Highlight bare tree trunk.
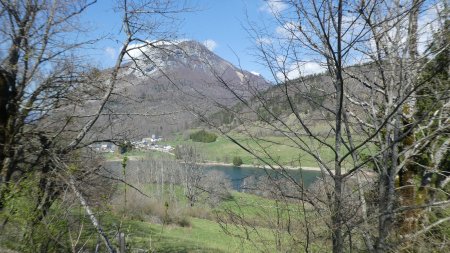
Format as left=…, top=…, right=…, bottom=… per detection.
left=332, top=175, right=344, bottom=253
left=343, top=110, right=374, bottom=252
left=118, top=232, right=126, bottom=253
left=68, top=176, right=116, bottom=253
left=330, top=1, right=346, bottom=251
left=376, top=113, right=400, bottom=252
left=398, top=0, right=423, bottom=236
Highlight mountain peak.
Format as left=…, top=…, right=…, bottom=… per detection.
left=114, top=40, right=269, bottom=136
left=178, top=39, right=208, bottom=48
left=121, top=39, right=269, bottom=92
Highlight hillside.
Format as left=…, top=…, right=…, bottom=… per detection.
left=206, top=62, right=377, bottom=136
left=101, top=40, right=270, bottom=139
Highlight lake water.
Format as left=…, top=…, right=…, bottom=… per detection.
left=203, top=165, right=322, bottom=191
left=105, top=161, right=322, bottom=191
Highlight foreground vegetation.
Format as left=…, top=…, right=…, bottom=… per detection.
left=0, top=174, right=319, bottom=252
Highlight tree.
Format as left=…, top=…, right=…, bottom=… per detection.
left=200, top=170, right=232, bottom=207
left=232, top=156, right=243, bottom=166
left=178, top=145, right=204, bottom=207
left=191, top=0, right=449, bottom=252
left=189, top=129, right=218, bottom=143
left=0, top=0, right=188, bottom=251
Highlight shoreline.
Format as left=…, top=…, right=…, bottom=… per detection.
left=197, top=161, right=324, bottom=172
left=198, top=162, right=376, bottom=177
left=106, top=156, right=324, bottom=171
left=106, top=157, right=375, bottom=176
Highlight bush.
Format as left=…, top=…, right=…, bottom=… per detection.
left=111, top=190, right=194, bottom=227
left=174, top=145, right=182, bottom=159
left=232, top=156, right=243, bottom=166
left=176, top=216, right=191, bottom=227
left=118, top=140, right=132, bottom=154
left=189, top=130, right=217, bottom=143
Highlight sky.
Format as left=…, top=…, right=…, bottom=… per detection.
left=80, top=0, right=441, bottom=82
left=80, top=0, right=285, bottom=80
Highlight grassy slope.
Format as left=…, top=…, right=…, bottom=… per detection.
left=0, top=189, right=281, bottom=252
left=97, top=190, right=288, bottom=252
left=161, top=134, right=365, bottom=168
left=104, top=122, right=375, bottom=169
left=1, top=152, right=330, bottom=253
left=104, top=149, right=175, bottom=161
left=118, top=217, right=257, bottom=252
left=119, top=192, right=315, bottom=252
left=89, top=126, right=376, bottom=252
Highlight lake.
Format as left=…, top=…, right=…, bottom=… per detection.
left=105, top=160, right=322, bottom=191
left=203, top=165, right=322, bottom=191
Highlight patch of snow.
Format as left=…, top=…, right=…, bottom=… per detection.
left=236, top=71, right=245, bottom=82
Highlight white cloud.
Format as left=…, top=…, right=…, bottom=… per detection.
left=203, top=39, right=218, bottom=51
left=276, top=61, right=326, bottom=81
left=250, top=71, right=261, bottom=76
left=104, top=47, right=116, bottom=60
left=275, top=21, right=300, bottom=38
left=260, top=0, right=288, bottom=14
left=301, top=62, right=326, bottom=76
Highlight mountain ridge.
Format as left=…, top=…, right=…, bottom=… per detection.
left=100, top=39, right=270, bottom=139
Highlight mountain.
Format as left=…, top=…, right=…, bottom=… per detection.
left=206, top=62, right=381, bottom=137
left=103, top=40, right=270, bottom=138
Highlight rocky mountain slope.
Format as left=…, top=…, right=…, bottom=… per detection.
left=103, top=40, right=269, bottom=139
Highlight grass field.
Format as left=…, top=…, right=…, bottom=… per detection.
left=101, top=215, right=260, bottom=252
left=160, top=132, right=372, bottom=168
left=107, top=175, right=318, bottom=252
left=0, top=183, right=306, bottom=252
left=104, top=190, right=318, bottom=252
left=104, top=149, right=175, bottom=161
left=103, top=124, right=375, bottom=169
left=70, top=187, right=308, bottom=253
left=0, top=155, right=330, bottom=253
left=77, top=127, right=375, bottom=251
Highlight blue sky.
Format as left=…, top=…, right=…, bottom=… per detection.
left=80, top=0, right=282, bottom=80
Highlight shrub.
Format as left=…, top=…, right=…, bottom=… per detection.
left=189, top=130, right=217, bottom=143
left=183, top=206, right=212, bottom=220
left=176, top=216, right=191, bottom=227
left=111, top=190, right=193, bottom=227
left=174, top=145, right=182, bottom=159
left=232, top=156, right=243, bottom=166
left=118, top=140, right=132, bottom=154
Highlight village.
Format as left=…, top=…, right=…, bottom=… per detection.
left=91, top=134, right=174, bottom=154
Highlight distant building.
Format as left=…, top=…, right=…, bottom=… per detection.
left=90, top=142, right=116, bottom=153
